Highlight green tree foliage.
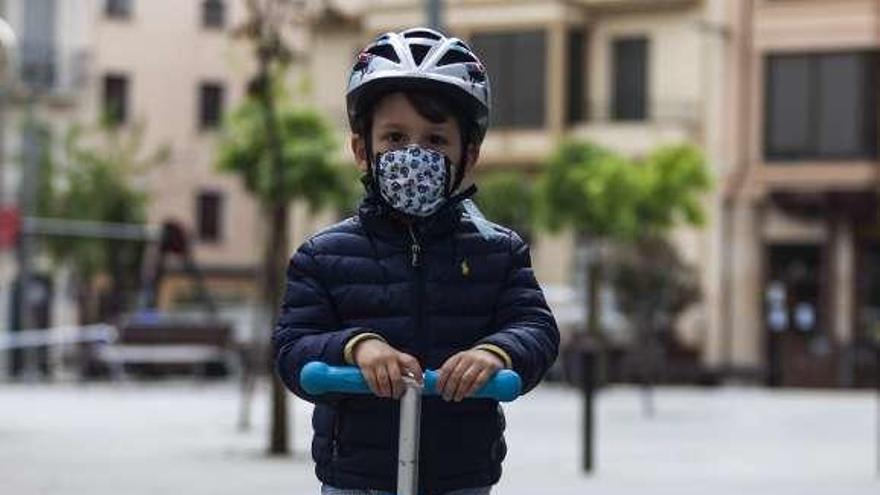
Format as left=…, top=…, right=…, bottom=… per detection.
left=35, top=121, right=169, bottom=322
left=536, top=140, right=712, bottom=338
left=475, top=171, right=534, bottom=241
left=216, top=94, right=357, bottom=211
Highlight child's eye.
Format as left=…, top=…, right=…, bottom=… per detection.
left=428, top=134, right=448, bottom=146
left=385, top=132, right=405, bottom=144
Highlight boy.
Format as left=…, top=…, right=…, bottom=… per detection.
left=273, top=27, right=559, bottom=495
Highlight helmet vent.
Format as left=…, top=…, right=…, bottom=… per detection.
left=366, top=43, right=400, bottom=63
left=437, top=49, right=478, bottom=67
left=404, top=30, right=441, bottom=41
left=409, top=43, right=431, bottom=65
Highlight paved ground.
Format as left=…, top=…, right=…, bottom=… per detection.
left=0, top=379, right=878, bottom=494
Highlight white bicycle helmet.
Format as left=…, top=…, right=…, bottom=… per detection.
left=346, top=27, right=491, bottom=145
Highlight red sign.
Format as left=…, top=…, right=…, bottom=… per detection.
left=0, top=206, right=21, bottom=249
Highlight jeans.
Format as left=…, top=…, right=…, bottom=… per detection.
left=321, top=484, right=492, bottom=495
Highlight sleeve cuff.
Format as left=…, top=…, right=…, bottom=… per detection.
left=473, top=344, right=513, bottom=369
left=343, top=332, right=387, bottom=365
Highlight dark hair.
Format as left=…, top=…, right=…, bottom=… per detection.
left=355, top=89, right=474, bottom=163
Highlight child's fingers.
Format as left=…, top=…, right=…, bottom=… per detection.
left=455, top=362, right=483, bottom=402
left=442, top=358, right=469, bottom=401
left=387, top=361, right=402, bottom=399
left=453, top=364, right=481, bottom=402
left=397, top=353, right=423, bottom=384
left=437, top=353, right=462, bottom=392
left=363, top=367, right=380, bottom=397
left=375, top=364, right=392, bottom=398
left=462, top=367, right=494, bottom=400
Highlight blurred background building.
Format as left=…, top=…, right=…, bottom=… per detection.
left=723, top=0, right=880, bottom=388
left=0, top=0, right=330, bottom=377
left=0, top=0, right=878, bottom=389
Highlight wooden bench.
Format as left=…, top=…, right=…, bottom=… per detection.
left=93, top=322, right=239, bottom=379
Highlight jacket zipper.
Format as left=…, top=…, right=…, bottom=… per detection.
left=407, top=224, right=428, bottom=491
left=330, top=406, right=340, bottom=485
left=408, top=225, right=426, bottom=361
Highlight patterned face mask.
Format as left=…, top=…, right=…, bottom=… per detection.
left=374, top=145, right=453, bottom=217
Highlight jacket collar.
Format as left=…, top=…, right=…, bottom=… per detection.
left=357, top=176, right=477, bottom=243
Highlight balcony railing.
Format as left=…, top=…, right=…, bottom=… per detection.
left=573, top=100, right=702, bottom=127
left=17, top=42, right=91, bottom=96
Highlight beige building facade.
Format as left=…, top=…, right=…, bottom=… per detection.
left=0, top=1, right=324, bottom=345
left=722, top=0, right=880, bottom=387
left=89, top=0, right=261, bottom=309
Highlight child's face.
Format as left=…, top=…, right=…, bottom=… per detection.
left=351, top=92, right=479, bottom=181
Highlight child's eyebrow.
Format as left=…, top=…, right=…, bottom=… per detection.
left=375, top=122, right=405, bottom=132
left=427, top=125, right=454, bottom=133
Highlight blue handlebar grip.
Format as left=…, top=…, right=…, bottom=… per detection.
left=301, top=362, right=371, bottom=395
left=423, top=369, right=521, bottom=402
left=300, top=362, right=522, bottom=402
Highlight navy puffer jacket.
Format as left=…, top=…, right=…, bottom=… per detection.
left=273, top=187, right=559, bottom=495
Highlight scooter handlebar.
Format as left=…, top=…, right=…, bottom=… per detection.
left=300, top=361, right=521, bottom=402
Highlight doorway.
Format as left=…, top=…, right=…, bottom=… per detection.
left=764, top=244, right=838, bottom=387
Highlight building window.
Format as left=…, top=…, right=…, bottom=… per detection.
left=567, top=30, right=586, bottom=124
left=21, top=0, right=57, bottom=91
left=202, top=0, right=226, bottom=29
left=102, top=74, right=129, bottom=125
left=105, top=0, right=132, bottom=19
left=611, top=36, right=648, bottom=121
left=765, top=52, right=878, bottom=161
left=196, top=191, right=223, bottom=242
left=471, top=31, right=546, bottom=129
left=199, top=82, right=225, bottom=130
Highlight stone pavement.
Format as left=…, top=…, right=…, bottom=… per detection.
left=0, top=379, right=878, bottom=495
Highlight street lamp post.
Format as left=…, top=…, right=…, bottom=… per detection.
left=0, top=17, right=24, bottom=378
left=426, top=0, right=443, bottom=31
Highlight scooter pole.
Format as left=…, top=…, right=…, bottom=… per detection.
left=397, top=374, right=422, bottom=495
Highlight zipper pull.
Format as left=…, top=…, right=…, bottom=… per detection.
left=411, top=242, right=421, bottom=267
left=408, top=226, right=422, bottom=267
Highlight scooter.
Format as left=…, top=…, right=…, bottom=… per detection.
left=301, top=361, right=521, bottom=495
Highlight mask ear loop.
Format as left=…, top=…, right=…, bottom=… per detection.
left=445, top=132, right=470, bottom=197
left=360, top=115, right=378, bottom=191
left=442, top=154, right=455, bottom=197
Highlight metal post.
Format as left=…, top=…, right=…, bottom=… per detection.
left=14, top=98, right=38, bottom=379
left=581, top=348, right=595, bottom=473
left=876, top=345, right=879, bottom=476
left=426, top=0, right=443, bottom=31
left=397, top=375, right=423, bottom=495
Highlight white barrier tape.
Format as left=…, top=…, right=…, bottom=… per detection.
left=0, top=324, right=118, bottom=350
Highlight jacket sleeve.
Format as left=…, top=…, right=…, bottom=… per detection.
left=478, top=233, right=560, bottom=393
left=272, top=240, right=366, bottom=403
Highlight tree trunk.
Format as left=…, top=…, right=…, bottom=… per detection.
left=586, top=245, right=603, bottom=338
left=263, top=201, right=290, bottom=455
left=252, top=44, right=292, bottom=454
left=583, top=242, right=607, bottom=386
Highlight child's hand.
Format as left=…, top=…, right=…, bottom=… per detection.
left=353, top=338, right=423, bottom=399
left=437, top=349, right=504, bottom=402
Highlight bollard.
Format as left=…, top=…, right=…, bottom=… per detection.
left=581, top=348, right=595, bottom=473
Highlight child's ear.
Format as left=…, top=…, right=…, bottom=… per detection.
left=351, top=134, right=368, bottom=172
left=464, top=143, right=480, bottom=171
